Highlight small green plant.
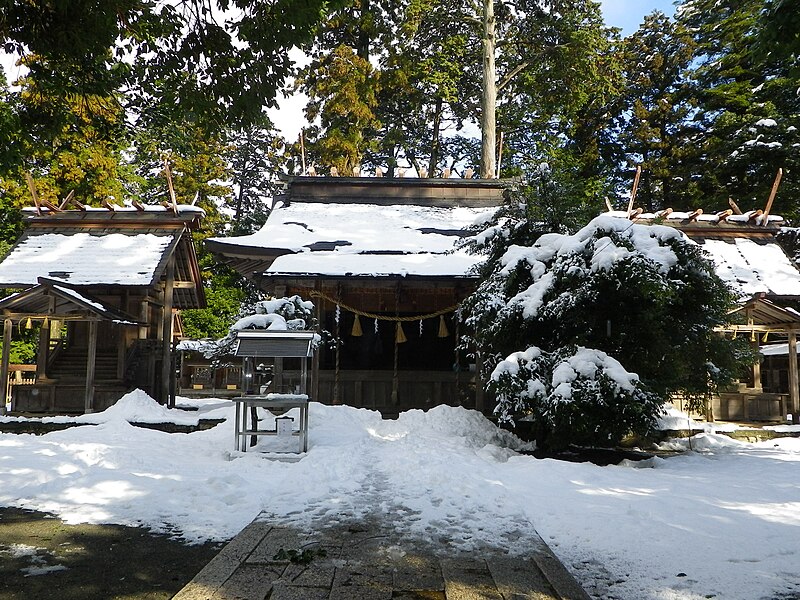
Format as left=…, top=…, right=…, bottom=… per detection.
left=273, top=547, right=327, bottom=565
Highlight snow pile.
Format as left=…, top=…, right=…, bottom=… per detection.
left=75, top=389, right=204, bottom=426
left=230, top=313, right=289, bottom=331
left=1, top=392, right=800, bottom=599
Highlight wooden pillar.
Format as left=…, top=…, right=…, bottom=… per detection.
left=161, top=257, right=175, bottom=406
left=311, top=281, right=321, bottom=403
left=85, top=320, right=98, bottom=413
left=1, top=319, right=11, bottom=414
left=139, top=301, right=148, bottom=340
left=35, top=317, right=51, bottom=382
left=751, top=337, right=762, bottom=391
left=789, top=331, right=799, bottom=424
left=274, top=357, right=284, bottom=393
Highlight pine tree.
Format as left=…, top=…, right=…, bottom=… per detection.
left=614, top=12, right=698, bottom=211
left=677, top=0, right=800, bottom=218
left=461, top=195, right=752, bottom=448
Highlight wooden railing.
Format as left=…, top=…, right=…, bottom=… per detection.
left=4, top=364, right=36, bottom=409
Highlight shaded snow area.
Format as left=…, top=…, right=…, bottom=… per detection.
left=2, top=394, right=800, bottom=600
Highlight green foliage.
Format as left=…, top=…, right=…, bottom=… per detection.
left=300, top=44, right=381, bottom=174
left=273, top=547, right=327, bottom=565
left=489, top=345, right=663, bottom=450
left=613, top=12, right=698, bottom=211
left=0, top=0, right=349, bottom=135
left=181, top=286, right=248, bottom=341
left=227, top=121, right=285, bottom=234
left=673, top=0, right=800, bottom=219
left=462, top=199, right=751, bottom=448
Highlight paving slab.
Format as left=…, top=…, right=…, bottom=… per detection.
left=174, top=521, right=271, bottom=600
left=175, top=516, right=590, bottom=600
left=440, top=558, right=505, bottom=600
left=487, top=556, right=557, bottom=600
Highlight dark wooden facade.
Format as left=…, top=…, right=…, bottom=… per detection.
left=207, top=177, right=509, bottom=415
left=0, top=207, right=205, bottom=414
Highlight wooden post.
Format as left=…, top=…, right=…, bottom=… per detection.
left=751, top=336, right=762, bottom=392
left=1, top=319, right=11, bottom=413
left=274, top=357, right=284, bottom=393
left=161, top=257, right=175, bottom=406
left=475, top=350, right=485, bottom=413
left=35, top=317, right=50, bottom=382
left=163, top=159, right=179, bottom=215
left=762, top=168, right=783, bottom=223
left=85, top=320, right=98, bottom=413
left=789, top=331, right=799, bottom=424
left=626, top=166, right=641, bottom=218
left=24, top=172, right=42, bottom=216
left=311, top=281, right=321, bottom=403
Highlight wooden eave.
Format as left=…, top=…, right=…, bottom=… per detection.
left=0, top=279, right=144, bottom=325
left=153, top=231, right=205, bottom=309
left=22, top=207, right=203, bottom=229
left=277, top=176, right=513, bottom=208
left=633, top=218, right=782, bottom=240
left=722, top=295, right=800, bottom=333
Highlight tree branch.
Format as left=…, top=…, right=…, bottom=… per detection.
left=497, top=60, right=531, bottom=93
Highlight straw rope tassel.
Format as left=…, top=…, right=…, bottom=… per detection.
left=25, top=317, right=32, bottom=330
left=438, top=315, right=449, bottom=338
left=351, top=315, right=363, bottom=337
left=395, top=322, right=407, bottom=344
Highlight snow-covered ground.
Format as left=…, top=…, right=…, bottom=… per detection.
left=1, top=391, right=799, bottom=600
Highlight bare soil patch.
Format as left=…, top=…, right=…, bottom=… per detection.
left=0, top=507, right=222, bottom=600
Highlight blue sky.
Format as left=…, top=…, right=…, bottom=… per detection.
left=601, top=0, right=677, bottom=34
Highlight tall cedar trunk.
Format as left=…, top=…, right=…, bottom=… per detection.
left=481, top=0, right=496, bottom=179
left=357, top=0, right=370, bottom=60
left=234, top=170, right=246, bottom=223
left=428, top=96, right=443, bottom=176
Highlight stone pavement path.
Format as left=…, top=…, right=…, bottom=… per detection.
left=173, top=515, right=590, bottom=600
left=176, top=432, right=591, bottom=600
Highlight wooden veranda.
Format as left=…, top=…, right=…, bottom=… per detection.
left=716, top=295, right=800, bottom=423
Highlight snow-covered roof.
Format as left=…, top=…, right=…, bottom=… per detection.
left=214, top=202, right=495, bottom=254
left=209, top=202, right=497, bottom=278
left=604, top=209, right=784, bottom=226
left=760, top=343, right=791, bottom=357
left=0, top=231, right=177, bottom=287
left=602, top=211, right=800, bottom=299
left=698, top=238, right=800, bottom=297
left=267, top=251, right=482, bottom=278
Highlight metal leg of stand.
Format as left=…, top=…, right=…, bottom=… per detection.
left=235, top=400, right=241, bottom=451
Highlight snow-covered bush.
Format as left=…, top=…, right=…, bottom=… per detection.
left=490, top=346, right=662, bottom=449
left=203, top=295, right=317, bottom=362
left=463, top=204, right=751, bottom=449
